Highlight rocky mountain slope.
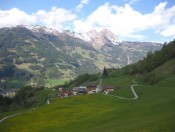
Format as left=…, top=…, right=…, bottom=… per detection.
left=0, top=25, right=162, bottom=88
left=75, top=29, right=120, bottom=49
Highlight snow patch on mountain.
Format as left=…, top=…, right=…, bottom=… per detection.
left=75, top=29, right=120, bottom=45
left=18, top=25, right=60, bottom=35
left=17, top=25, right=122, bottom=50
left=72, top=29, right=121, bottom=49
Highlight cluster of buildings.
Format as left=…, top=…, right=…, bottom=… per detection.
left=0, top=89, right=17, bottom=98
left=56, top=84, right=116, bottom=98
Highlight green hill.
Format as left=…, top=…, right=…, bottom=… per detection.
left=0, top=76, right=175, bottom=131
left=0, top=40, right=174, bottom=131
left=123, top=40, right=175, bottom=84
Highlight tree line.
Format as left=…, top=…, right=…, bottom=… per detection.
left=123, top=40, right=175, bottom=75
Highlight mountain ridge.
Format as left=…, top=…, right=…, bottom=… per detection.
left=15, top=25, right=162, bottom=48
left=0, top=25, right=162, bottom=88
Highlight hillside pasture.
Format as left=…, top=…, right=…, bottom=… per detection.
left=1, top=75, right=175, bottom=131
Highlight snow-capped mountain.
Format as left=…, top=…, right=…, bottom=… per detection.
left=17, top=25, right=120, bottom=50
left=75, top=29, right=120, bottom=49
left=14, top=25, right=161, bottom=53
left=17, top=25, right=60, bottom=35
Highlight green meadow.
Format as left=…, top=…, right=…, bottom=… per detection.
left=1, top=55, right=175, bottom=131
left=46, top=78, right=70, bottom=87
left=1, top=74, right=175, bottom=131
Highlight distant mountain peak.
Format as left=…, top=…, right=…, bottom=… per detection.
left=99, top=28, right=119, bottom=44
left=75, top=28, right=120, bottom=50
left=17, top=25, right=60, bottom=35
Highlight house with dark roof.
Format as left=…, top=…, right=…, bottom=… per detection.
left=79, top=86, right=87, bottom=94
left=102, top=85, right=116, bottom=92
left=86, top=84, right=97, bottom=93
left=86, top=84, right=97, bottom=91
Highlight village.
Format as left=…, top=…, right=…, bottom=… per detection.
left=55, top=84, right=116, bottom=98
left=0, top=77, right=117, bottom=99
left=0, top=89, right=17, bottom=98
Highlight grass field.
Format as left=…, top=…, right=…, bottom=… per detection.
left=1, top=75, right=175, bottom=131
left=102, top=72, right=135, bottom=98
left=34, top=88, right=57, bottom=106
left=46, top=79, right=70, bottom=87
left=1, top=57, right=175, bottom=131
left=151, top=58, right=175, bottom=79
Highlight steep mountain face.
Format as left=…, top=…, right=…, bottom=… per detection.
left=101, top=41, right=162, bottom=65
left=0, top=26, right=162, bottom=88
left=74, top=28, right=161, bottom=65
left=75, top=29, right=120, bottom=49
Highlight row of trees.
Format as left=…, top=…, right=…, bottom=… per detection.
left=0, top=86, right=46, bottom=112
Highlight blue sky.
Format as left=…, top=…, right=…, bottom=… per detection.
left=0, top=0, right=175, bottom=43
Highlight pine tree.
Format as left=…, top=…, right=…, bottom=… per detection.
left=103, top=66, right=108, bottom=76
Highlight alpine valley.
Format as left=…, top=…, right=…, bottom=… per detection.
left=0, top=25, right=162, bottom=88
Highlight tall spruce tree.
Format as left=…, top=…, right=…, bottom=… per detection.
left=103, top=66, right=108, bottom=76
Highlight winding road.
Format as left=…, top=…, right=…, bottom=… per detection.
left=106, top=84, right=138, bottom=100
left=0, top=113, right=22, bottom=124
left=107, top=85, right=139, bottom=100
left=131, top=84, right=138, bottom=99
left=101, top=79, right=139, bottom=100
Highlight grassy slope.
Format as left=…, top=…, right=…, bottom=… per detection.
left=1, top=59, right=175, bottom=131
left=34, top=88, right=57, bottom=106
left=0, top=94, right=124, bottom=131
left=46, top=79, right=70, bottom=87
left=1, top=75, right=175, bottom=131
left=102, top=70, right=136, bottom=98
left=150, top=58, right=175, bottom=80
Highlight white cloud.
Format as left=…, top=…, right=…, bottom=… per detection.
left=36, top=7, right=76, bottom=30
left=0, top=7, right=76, bottom=31
left=76, top=0, right=90, bottom=12
left=73, top=2, right=175, bottom=40
left=123, top=34, right=147, bottom=40
left=74, top=3, right=145, bottom=35
left=128, top=0, right=140, bottom=5
left=0, top=1, right=175, bottom=41
left=0, top=8, right=37, bottom=28
left=160, top=25, right=175, bottom=37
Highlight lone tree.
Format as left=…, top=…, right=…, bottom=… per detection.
left=103, top=66, right=108, bottom=76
